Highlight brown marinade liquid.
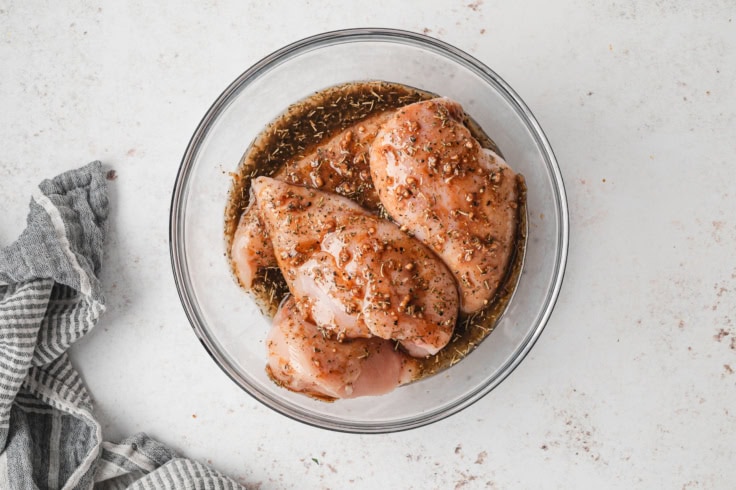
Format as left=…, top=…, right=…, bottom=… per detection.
left=225, top=80, right=527, bottom=382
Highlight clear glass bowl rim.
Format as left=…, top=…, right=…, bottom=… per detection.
left=169, top=27, right=570, bottom=433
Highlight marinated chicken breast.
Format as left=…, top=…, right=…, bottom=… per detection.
left=231, top=111, right=391, bottom=289
left=231, top=202, right=273, bottom=290
left=266, top=297, right=420, bottom=400
left=369, top=98, right=520, bottom=313
left=252, top=176, right=459, bottom=357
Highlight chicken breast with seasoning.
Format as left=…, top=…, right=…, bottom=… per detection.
left=252, top=176, right=459, bottom=357
left=231, top=111, right=391, bottom=289
left=231, top=200, right=275, bottom=290
left=266, top=297, right=420, bottom=400
left=369, top=98, right=521, bottom=313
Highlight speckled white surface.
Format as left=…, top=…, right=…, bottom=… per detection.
left=1, top=1, right=735, bottom=488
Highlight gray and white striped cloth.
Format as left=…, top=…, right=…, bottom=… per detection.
left=0, top=162, right=245, bottom=489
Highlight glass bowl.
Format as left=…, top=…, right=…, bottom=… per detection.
left=170, top=28, right=568, bottom=433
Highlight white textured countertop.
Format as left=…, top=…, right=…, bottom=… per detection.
left=1, top=1, right=735, bottom=488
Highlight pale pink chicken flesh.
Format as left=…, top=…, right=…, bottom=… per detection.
left=231, top=111, right=391, bottom=289
left=369, top=98, right=520, bottom=313
left=231, top=200, right=274, bottom=290
left=252, top=176, right=459, bottom=357
left=266, top=297, right=420, bottom=400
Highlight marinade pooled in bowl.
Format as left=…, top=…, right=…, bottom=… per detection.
left=225, top=80, right=526, bottom=388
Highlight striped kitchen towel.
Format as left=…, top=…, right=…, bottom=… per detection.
left=0, top=162, right=244, bottom=489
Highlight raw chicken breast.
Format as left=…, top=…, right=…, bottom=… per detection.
left=252, top=176, right=458, bottom=357
left=369, top=98, right=520, bottom=313
left=231, top=201, right=274, bottom=289
left=231, top=111, right=391, bottom=289
left=266, top=297, right=420, bottom=400
left=277, top=110, right=391, bottom=210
